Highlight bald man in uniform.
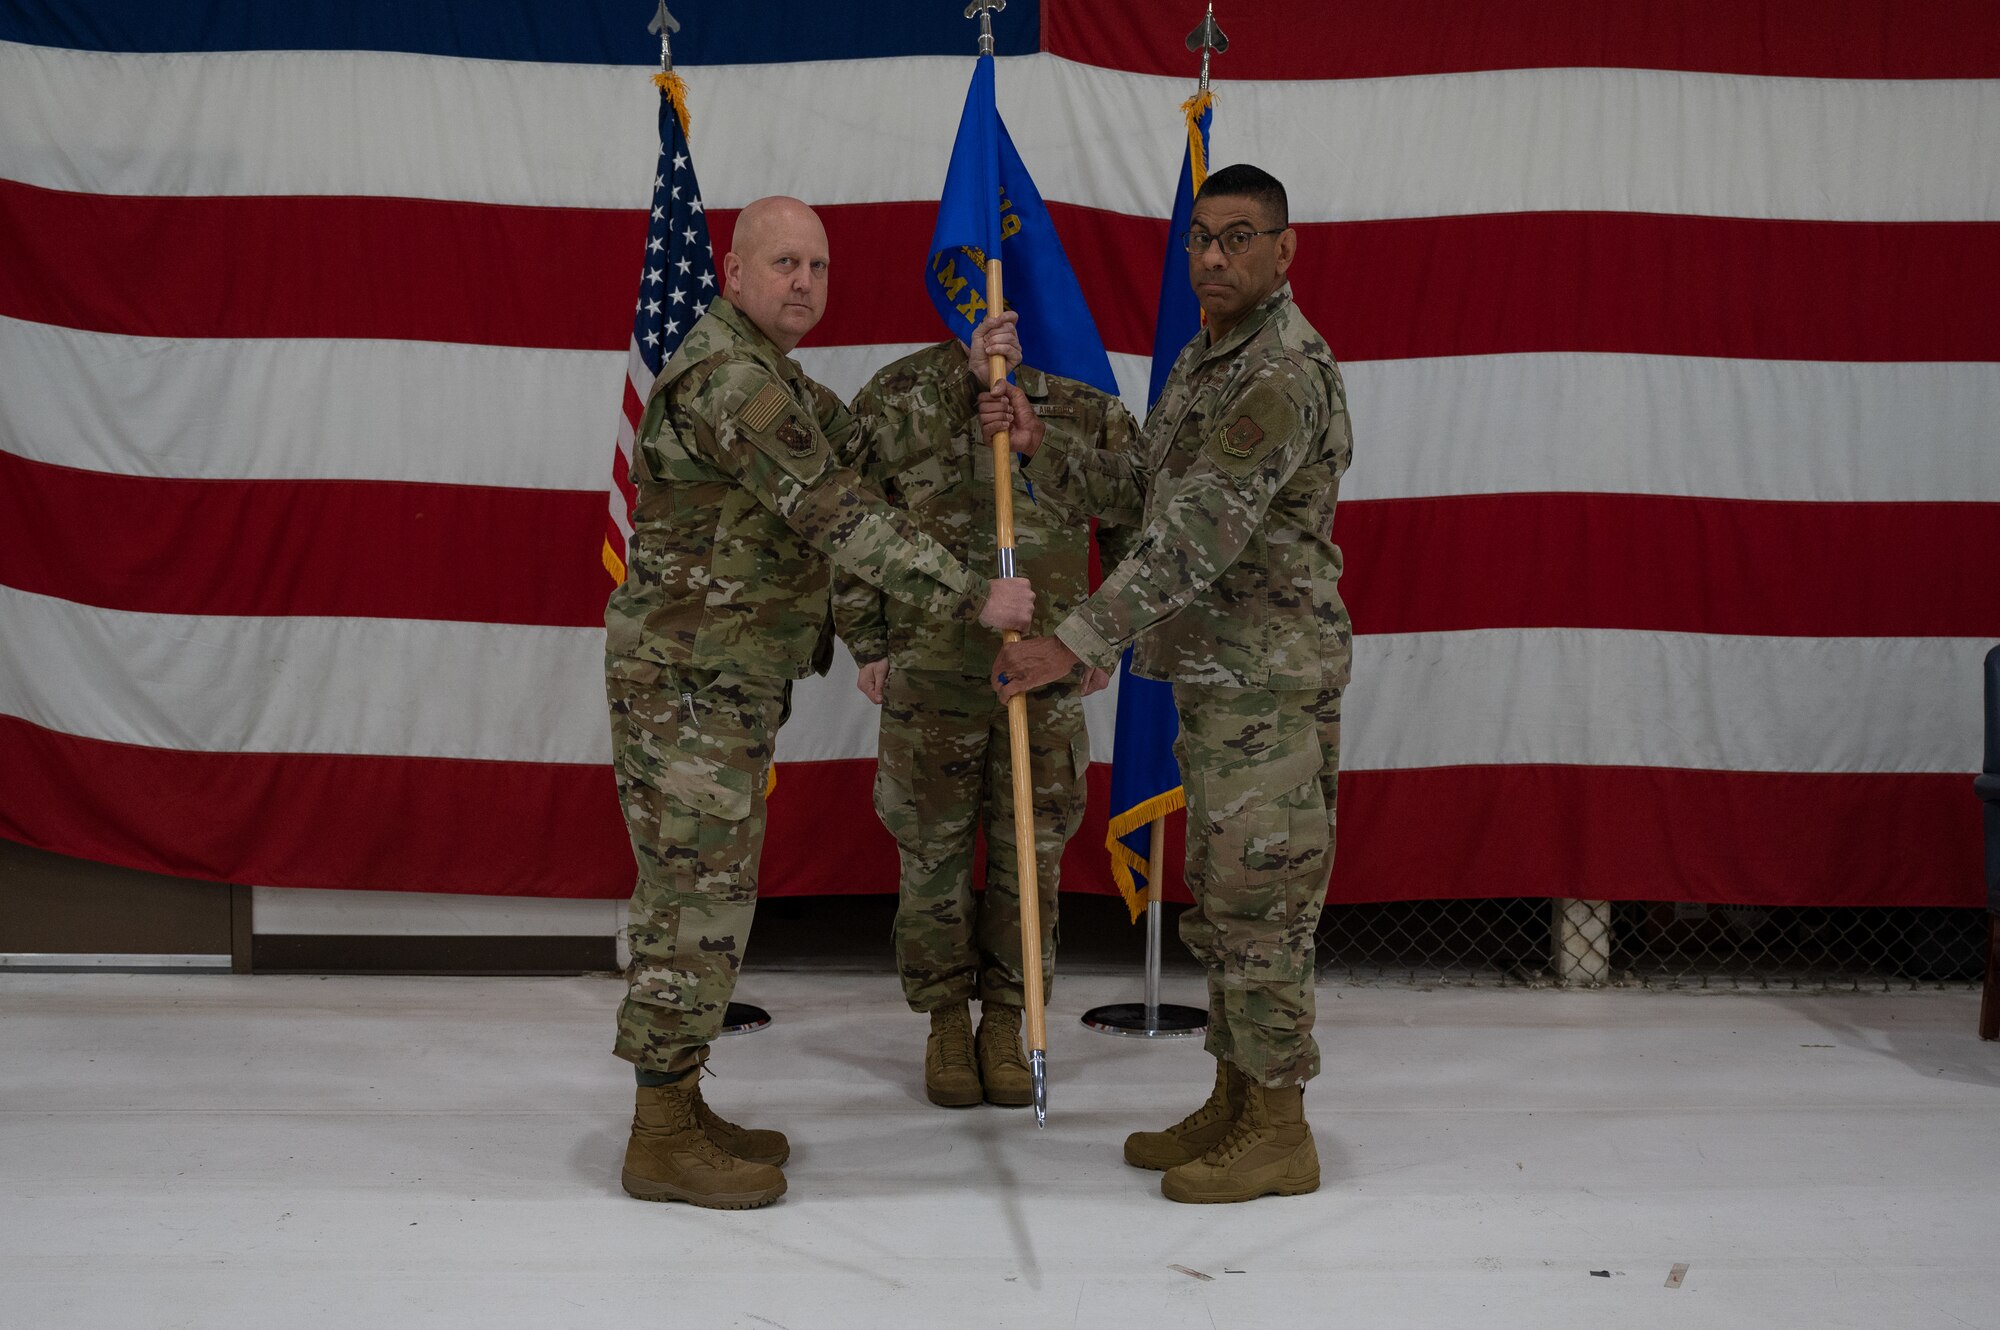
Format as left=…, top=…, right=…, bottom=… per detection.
left=605, top=197, right=1035, bottom=1209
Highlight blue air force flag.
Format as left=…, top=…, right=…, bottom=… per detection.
left=926, top=55, right=1118, bottom=396
left=1103, top=93, right=1214, bottom=916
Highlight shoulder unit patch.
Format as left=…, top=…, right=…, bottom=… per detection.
left=1220, top=414, right=1266, bottom=458
left=774, top=419, right=816, bottom=458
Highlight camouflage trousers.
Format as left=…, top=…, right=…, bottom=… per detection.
left=875, top=667, right=1091, bottom=1012
left=606, top=654, right=788, bottom=1075
left=1173, top=682, right=1342, bottom=1088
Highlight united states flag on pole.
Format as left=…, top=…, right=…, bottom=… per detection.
left=603, top=73, right=715, bottom=585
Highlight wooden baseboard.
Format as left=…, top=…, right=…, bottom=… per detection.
left=250, top=934, right=617, bottom=975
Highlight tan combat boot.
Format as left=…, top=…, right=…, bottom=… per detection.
left=621, top=1080, right=787, bottom=1209
left=976, top=1002, right=1033, bottom=1108
left=1160, top=1081, right=1319, bottom=1204
left=691, top=1079, right=790, bottom=1167
left=1123, top=1058, right=1247, bottom=1170
left=925, top=1001, right=983, bottom=1107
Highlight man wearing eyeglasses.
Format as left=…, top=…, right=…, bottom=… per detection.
left=981, top=164, right=1352, bottom=1204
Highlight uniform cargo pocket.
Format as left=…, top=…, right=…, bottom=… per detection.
left=1201, top=723, right=1328, bottom=884
left=610, top=668, right=761, bottom=823
left=638, top=736, right=757, bottom=821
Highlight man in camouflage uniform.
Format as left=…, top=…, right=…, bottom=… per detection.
left=835, top=318, right=1139, bottom=1109
left=604, top=196, right=1035, bottom=1209
left=987, top=165, right=1352, bottom=1204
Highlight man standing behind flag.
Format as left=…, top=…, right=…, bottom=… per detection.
left=985, top=165, right=1353, bottom=1204
left=606, top=196, right=1034, bottom=1210
left=836, top=46, right=1135, bottom=1111
left=836, top=313, right=1137, bottom=1110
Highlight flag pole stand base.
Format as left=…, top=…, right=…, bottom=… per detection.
left=1081, top=1002, right=1206, bottom=1039
left=717, top=1001, right=772, bottom=1036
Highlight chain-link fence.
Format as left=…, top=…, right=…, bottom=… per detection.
left=1314, top=899, right=1990, bottom=990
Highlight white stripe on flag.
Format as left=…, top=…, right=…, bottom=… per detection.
left=0, top=586, right=608, bottom=765
left=627, top=341, right=655, bottom=405
left=1343, top=629, right=1984, bottom=775
left=2, top=584, right=1978, bottom=774
left=5, top=41, right=1994, bottom=222
left=1340, top=353, right=2000, bottom=504
left=0, top=315, right=622, bottom=489
left=9, top=314, right=1991, bottom=506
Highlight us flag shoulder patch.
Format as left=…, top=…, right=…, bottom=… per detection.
left=741, top=382, right=790, bottom=434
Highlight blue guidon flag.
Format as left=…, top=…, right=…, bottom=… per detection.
left=1102, top=90, right=1214, bottom=918
left=925, top=53, right=1117, bottom=395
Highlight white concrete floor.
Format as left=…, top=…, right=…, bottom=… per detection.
left=2, top=971, right=1996, bottom=1330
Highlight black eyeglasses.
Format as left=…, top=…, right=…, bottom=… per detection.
left=1182, top=226, right=1286, bottom=256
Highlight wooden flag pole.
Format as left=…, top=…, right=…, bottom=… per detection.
left=983, top=258, right=1050, bottom=1126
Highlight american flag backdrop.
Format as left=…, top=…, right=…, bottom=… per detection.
left=0, top=1, right=1995, bottom=908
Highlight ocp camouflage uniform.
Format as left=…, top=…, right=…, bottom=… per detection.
left=835, top=343, right=1140, bottom=1011
left=1026, top=283, right=1351, bottom=1087
left=606, top=298, right=994, bottom=1074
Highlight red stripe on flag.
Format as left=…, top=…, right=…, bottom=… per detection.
left=0, top=450, right=606, bottom=626
left=0, top=716, right=634, bottom=896
left=1336, top=493, right=2000, bottom=639
left=1330, top=764, right=1986, bottom=909
left=611, top=456, right=637, bottom=511
left=0, top=178, right=644, bottom=350
left=1, top=719, right=1976, bottom=908
left=1034, top=205, right=2000, bottom=365
left=6, top=450, right=1994, bottom=638
left=1044, top=0, right=2000, bottom=81
left=6, top=180, right=1998, bottom=363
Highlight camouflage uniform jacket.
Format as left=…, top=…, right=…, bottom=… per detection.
left=605, top=298, right=990, bottom=678
left=833, top=342, right=1141, bottom=675
left=1029, top=284, right=1352, bottom=690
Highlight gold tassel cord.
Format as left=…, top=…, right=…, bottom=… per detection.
left=652, top=70, right=693, bottom=135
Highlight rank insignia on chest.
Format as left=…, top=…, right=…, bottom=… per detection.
left=774, top=420, right=816, bottom=457
left=1220, top=414, right=1266, bottom=457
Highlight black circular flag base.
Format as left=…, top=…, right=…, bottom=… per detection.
left=717, top=1001, right=772, bottom=1036
left=1081, top=1002, right=1206, bottom=1039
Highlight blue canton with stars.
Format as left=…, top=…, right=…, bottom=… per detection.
left=632, top=93, right=717, bottom=378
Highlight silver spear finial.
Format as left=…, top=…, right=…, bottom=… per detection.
left=1186, top=3, right=1229, bottom=94
left=964, top=0, right=1007, bottom=56
left=648, top=1, right=680, bottom=73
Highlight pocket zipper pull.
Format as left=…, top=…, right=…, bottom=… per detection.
left=681, top=691, right=700, bottom=729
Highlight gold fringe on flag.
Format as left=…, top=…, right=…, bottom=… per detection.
left=652, top=70, right=693, bottom=135
left=1180, top=89, right=1214, bottom=195
left=1105, top=786, right=1186, bottom=922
